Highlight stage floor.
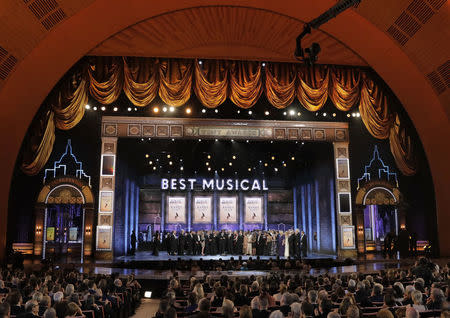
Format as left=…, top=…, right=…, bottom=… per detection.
left=113, top=251, right=336, bottom=262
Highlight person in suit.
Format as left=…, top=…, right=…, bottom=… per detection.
left=288, top=230, right=295, bottom=257
left=152, top=232, right=160, bottom=256
left=294, top=229, right=301, bottom=258
left=170, top=231, right=178, bottom=255
left=130, top=230, right=137, bottom=255
left=300, top=230, right=307, bottom=258
left=178, top=231, right=185, bottom=255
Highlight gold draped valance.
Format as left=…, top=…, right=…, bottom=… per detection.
left=21, top=57, right=417, bottom=176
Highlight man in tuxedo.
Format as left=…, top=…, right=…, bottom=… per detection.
left=178, top=230, right=185, bottom=255
left=288, top=230, right=295, bottom=257
left=218, top=231, right=226, bottom=254
left=300, top=230, right=308, bottom=258
left=294, top=229, right=301, bottom=258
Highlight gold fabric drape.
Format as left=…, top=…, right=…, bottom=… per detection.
left=265, top=63, right=296, bottom=109
left=52, top=70, right=88, bottom=130
left=389, top=114, right=417, bottom=176
left=194, top=59, right=228, bottom=108
left=159, top=59, right=193, bottom=107
left=88, top=57, right=123, bottom=105
left=21, top=109, right=55, bottom=176
left=359, top=76, right=393, bottom=139
left=329, top=67, right=361, bottom=111
left=22, top=57, right=417, bottom=176
left=123, top=57, right=159, bottom=107
left=229, top=61, right=263, bottom=109
left=297, top=65, right=329, bottom=112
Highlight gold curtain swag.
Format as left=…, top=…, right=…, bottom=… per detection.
left=22, top=57, right=417, bottom=176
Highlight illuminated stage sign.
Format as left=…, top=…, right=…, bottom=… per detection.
left=161, top=178, right=268, bottom=191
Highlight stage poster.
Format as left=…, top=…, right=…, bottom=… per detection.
left=245, top=197, right=263, bottom=223
left=69, top=227, right=78, bottom=241
left=99, top=191, right=114, bottom=213
left=167, top=196, right=186, bottom=224
left=336, top=158, right=349, bottom=179
left=97, top=226, right=112, bottom=250
left=341, top=225, right=355, bottom=249
left=219, top=196, right=238, bottom=223
left=193, top=196, right=212, bottom=224
left=101, top=155, right=115, bottom=176
left=46, top=227, right=55, bottom=241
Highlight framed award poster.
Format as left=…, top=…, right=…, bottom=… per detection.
left=245, top=197, right=263, bottom=223
left=96, top=226, right=112, bottom=250
left=69, top=227, right=78, bottom=241
left=193, top=196, right=212, bottom=224
left=336, top=158, right=349, bottom=179
left=166, top=196, right=186, bottom=224
left=99, top=191, right=114, bottom=213
left=219, top=196, right=238, bottom=223
left=341, top=225, right=355, bottom=249
left=46, top=227, right=55, bottom=241
left=101, top=155, right=115, bottom=176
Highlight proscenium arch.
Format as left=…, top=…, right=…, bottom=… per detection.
left=36, top=177, right=95, bottom=206
left=362, top=187, right=397, bottom=206
left=0, top=1, right=449, bottom=260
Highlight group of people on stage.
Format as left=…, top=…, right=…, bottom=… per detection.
left=153, top=229, right=308, bottom=258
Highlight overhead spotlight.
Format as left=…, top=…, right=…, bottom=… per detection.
left=101, top=106, right=106, bottom=111
left=347, top=113, right=351, bottom=118
left=231, top=139, right=234, bottom=142
left=270, top=141, right=273, bottom=144
left=85, top=104, right=91, bottom=110
left=153, top=166, right=156, bottom=170
left=149, top=161, right=153, bottom=165
left=323, top=112, right=327, bottom=117
left=93, top=106, right=97, bottom=111
left=207, top=167, right=211, bottom=171
left=202, top=109, right=206, bottom=113
left=274, top=168, right=278, bottom=172
left=171, top=138, right=175, bottom=142
left=265, top=111, right=270, bottom=116
left=148, top=138, right=151, bottom=141
left=206, top=162, right=209, bottom=166
left=271, top=156, right=275, bottom=160
left=283, top=163, right=287, bottom=167
left=163, top=107, right=167, bottom=112
left=246, top=140, right=249, bottom=143
left=248, top=110, right=253, bottom=115
left=291, top=156, right=295, bottom=161
left=297, top=112, right=301, bottom=116
left=128, top=107, right=132, bottom=112
left=141, top=138, right=144, bottom=141
left=221, top=167, right=225, bottom=171
left=352, top=113, right=356, bottom=117
left=145, top=154, right=149, bottom=158
left=167, top=154, right=171, bottom=159
left=289, top=110, right=295, bottom=116
left=262, top=62, right=266, bottom=67
left=180, top=167, right=184, bottom=171
left=185, top=108, right=192, bottom=114
left=315, top=112, right=319, bottom=116
left=215, top=109, right=219, bottom=113
left=264, top=163, right=268, bottom=167
left=283, top=112, right=287, bottom=116
left=207, top=155, right=211, bottom=159
left=153, top=107, right=159, bottom=113
left=169, top=161, right=173, bottom=165
left=215, top=139, right=218, bottom=142
left=248, top=168, right=252, bottom=172
left=332, top=113, right=336, bottom=117
left=198, top=139, right=202, bottom=142
left=134, top=107, right=137, bottom=111
left=232, top=155, right=236, bottom=160
left=295, top=141, right=298, bottom=144
left=356, top=112, right=361, bottom=117
left=198, top=60, right=203, bottom=65
left=169, top=106, right=175, bottom=112
left=229, top=162, right=232, bottom=166
left=237, top=110, right=240, bottom=114
left=301, top=142, right=305, bottom=145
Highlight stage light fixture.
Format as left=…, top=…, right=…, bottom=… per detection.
left=297, top=112, right=301, bottom=116
left=171, top=138, right=175, bottom=142
left=289, top=110, right=295, bottom=116
left=140, top=138, right=144, bottom=141
left=270, top=141, right=273, bottom=144
left=113, top=107, right=118, bottom=112
left=202, top=109, right=206, bottom=113
left=144, top=291, right=152, bottom=298
left=302, top=142, right=305, bottom=145
left=208, top=167, right=211, bottom=171
left=148, top=138, right=151, bottom=141
left=169, top=106, right=175, bottom=112
left=232, top=155, right=236, bottom=160
left=128, top=107, right=132, bottom=111
left=85, top=104, right=91, bottom=110
left=198, top=60, right=203, bottom=65
left=246, top=140, right=249, bottom=143
left=186, top=108, right=192, bottom=114
left=215, top=139, right=218, bottom=142
left=248, top=110, right=253, bottom=115
left=145, top=154, right=149, bottom=158
left=167, top=154, right=171, bottom=158
left=265, top=111, right=270, bottom=116
left=207, top=155, right=211, bottom=159
left=271, top=156, right=275, bottom=160
left=198, top=139, right=202, bottom=142
left=101, top=106, right=106, bottom=111
left=283, top=112, right=287, bottom=116
left=332, top=113, right=336, bottom=117
left=134, top=107, right=137, bottom=111
left=248, top=168, right=251, bottom=171
left=347, top=113, right=351, bottom=118
left=274, top=168, right=278, bottom=172
left=323, top=112, right=327, bottom=116
left=221, top=168, right=225, bottom=171
left=356, top=112, right=360, bottom=117
left=264, top=163, right=268, bottom=167
left=283, top=163, right=287, bottom=167
left=169, top=161, right=173, bottom=165
left=93, top=106, right=97, bottom=110
left=153, top=107, right=159, bottom=113
left=262, top=62, right=266, bottom=67
left=180, top=167, right=184, bottom=171
left=153, top=166, right=156, bottom=170
left=352, top=113, right=356, bottom=117
left=291, top=156, right=295, bottom=161
left=163, top=107, right=168, bottom=112
left=229, top=162, right=232, bottom=166
left=237, top=110, right=240, bottom=114
left=215, top=109, right=219, bottom=113
left=149, top=161, right=153, bottom=165
left=206, top=162, right=209, bottom=166
left=231, top=139, right=234, bottom=142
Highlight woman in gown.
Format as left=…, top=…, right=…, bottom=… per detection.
left=277, top=231, right=284, bottom=257
left=152, top=232, right=160, bottom=256
left=200, top=231, right=206, bottom=255
left=246, top=232, right=253, bottom=255
left=284, top=231, right=290, bottom=258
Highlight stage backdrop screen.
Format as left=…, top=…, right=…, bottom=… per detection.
left=219, top=196, right=238, bottom=223
left=193, top=196, right=212, bottom=224
left=245, top=197, right=263, bottom=223
left=167, top=196, right=186, bottom=224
